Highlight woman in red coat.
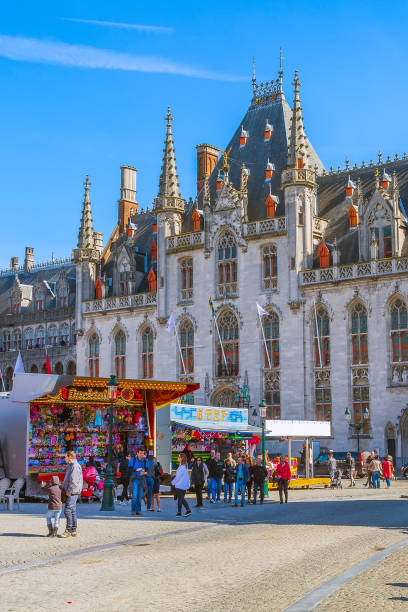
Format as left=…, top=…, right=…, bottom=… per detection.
left=275, top=455, right=291, bottom=504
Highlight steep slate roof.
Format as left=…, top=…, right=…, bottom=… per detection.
left=195, top=80, right=324, bottom=221
left=317, top=159, right=408, bottom=264
left=0, top=263, right=76, bottom=315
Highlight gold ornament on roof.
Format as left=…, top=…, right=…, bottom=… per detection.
left=221, top=146, right=232, bottom=171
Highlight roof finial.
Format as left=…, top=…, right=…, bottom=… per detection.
left=77, top=174, right=94, bottom=249
left=278, top=47, right=284, bottom=92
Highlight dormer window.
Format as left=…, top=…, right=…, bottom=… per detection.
left=348, top=204, right=358, bottom=228
left=318, top=242, right=330, bottom=268
left=192, top=209, right=201, bottom=231
left=346, top=176, right=356, bottom=197
left=381, top=170, right=391, bottom=191
left=216, top=171, right=224, bottom=191
left=265, top=159, right=275, bottom=181
left=264, top=121, right=273, bottom=142
left=265, top=193, right=278, bottom=218
left=240, top=126, right=248, bottom=147
left=384, top=225, right=392, bottom=257
left=297, top=158, right=303, bottom=169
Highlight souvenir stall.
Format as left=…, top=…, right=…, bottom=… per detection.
left=167, top=403, right=262, bottom=469
left=0, top=373, right=199, bottom=493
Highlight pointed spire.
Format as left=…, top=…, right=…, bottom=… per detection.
left=277, top=47, right=284, bottom=98
left=154, top=108, right=185, bottom=213
left=77, top=175, right=95, bottom=249
left=287, top=71, right=309, bottom=168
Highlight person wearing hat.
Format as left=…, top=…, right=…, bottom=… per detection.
left=346, top=452, right=356, bottom=487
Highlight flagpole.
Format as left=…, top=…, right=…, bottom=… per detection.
left=313, top=298, right=323, bottom=368
left=258, top=312, right=272, bottom=369
left=0, top=365, right=5, bottom=391
left=174, top=328, right=187, bottom=375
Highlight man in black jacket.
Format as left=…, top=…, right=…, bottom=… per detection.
left=206, top=449, right=218, bottom=503
left=251, top=457, right=268, bottom=504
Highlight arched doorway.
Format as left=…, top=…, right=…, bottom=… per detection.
left=385, top=422, right=396, bottom=465
left=30, top=364, right=39, bottom=373
left=54, top=362, right=64, bottom=375
left=211, top=387, right=236, bottom=408
left=67, top=361, right=76, bottom=376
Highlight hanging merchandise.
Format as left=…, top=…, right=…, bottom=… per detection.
left=94, top=409, right=103, bottom=428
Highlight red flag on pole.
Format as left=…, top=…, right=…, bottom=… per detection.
left=45, top=349, right=52, bottom=374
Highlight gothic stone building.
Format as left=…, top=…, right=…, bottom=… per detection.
left=74, top=70, right=408, bottom=463
left=0, top=248, right=78, bottom=387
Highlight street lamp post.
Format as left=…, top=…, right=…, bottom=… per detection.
left=345, top=406, right=369, bottom=453
left=101, top=374, right=119, bottom=511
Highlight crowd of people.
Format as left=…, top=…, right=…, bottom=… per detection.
left=327, top=450, right=395, bottom=489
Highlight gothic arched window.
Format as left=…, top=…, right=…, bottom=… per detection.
left=2, top=331, right=11, bottom=352
left=180, top=258, right=193, bottom=301
left=48, top=325, right=58, bottom=346
left=263, top=245, right=278, bottom=290
left=216, top=310, right=239, bottom=377
left=89, top=334, right=100, bottom=377
left=263, top=311, right=279, bottom=368
left=391, top=299, right=408, bottom=362
left=119, top=261, right=131, bottom=296
left=35, top=327, right=45, bottom=348
left=179, top=319, right=194, bottom=374
left=13, top=330, right=21, bottom=351
left=141, top=327, right=153, bottom=379
left=115, top=330, right=126, bottom=379
left=217, top=231, right=237, bottom=297
left=25, top=328, right=33, bottom=350
left=351, top=303, right=368, bottom=364
left=314, top=306, right=330, bottom=367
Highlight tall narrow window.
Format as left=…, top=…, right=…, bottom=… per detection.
left=180, top=258, right=193, bottom=300
left=13, top=330, right=21, bottom=351
left=2, top=332, right=11, bottom=352
left=114, top=330, right=126, bottom=378
left=216, top=310, right=239, bottom=377
left=391, top=299, right=408, bottom=362
left=352, top=386, right=370, bottom=434
left=89, top=334, right=100, bottom=377
left=384, top=225, right=392, bottom=258
left=264, top=372, right=280, bottom=419
left=263, top=312, right=279, bottom=368
left=314, top=307, right=330, bottom=367
left=48, top=326, right=58, bottom=346
left=315, top=387, right=332, bottom=421
left=351, top=303, right=368, bottom=364
left=142, top=327, right=153, bottom=379
left=263, top=245, right=278, bottom=290
left=60, top=324, right=70, bottom=346
left=25, top=328, right=33, bottom=349
left=35, top=327, right=45, bottom=348
left=179, top=319, right=194, bottom=374
left=217, top=231, right=237, bottom=297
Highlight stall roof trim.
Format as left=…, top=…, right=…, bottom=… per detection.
left=173, top=420, right=262, bottom=434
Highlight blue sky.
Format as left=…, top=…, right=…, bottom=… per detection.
left=0, top=0, right=407, bottom=267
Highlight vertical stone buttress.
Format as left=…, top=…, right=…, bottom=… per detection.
left=153, top=108, right=185, bottom=319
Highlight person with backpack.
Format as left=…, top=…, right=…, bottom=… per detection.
left=40, top=475, right=62, bottom=537
left=130, top=448, right=147, bottom=516
left=223, top=458, right=235, bottom=503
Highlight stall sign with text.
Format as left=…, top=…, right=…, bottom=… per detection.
left=170, top=404, right=248, bottom=427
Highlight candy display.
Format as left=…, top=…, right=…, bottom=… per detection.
left=28, top=402, right=148, bottom=474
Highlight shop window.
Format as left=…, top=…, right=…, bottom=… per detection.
left=263, top=312, right=279, bottom=368
left=115, top=330, right=126, bottom=379
left=142, top=327, right=153, bottom=379
left=217, top=231, right=237, bottom=297
left=315, top=387, right=331, bottom=421
left=391, top=299, right=408, bottom=362
left=351, top=303, right=368, bottom=364
left=314, top=306, right=330, bottom=367
left=180, top=258, right=193, bottom=300
left=353, top=386, right=370, bottom=434
left=216, top=310, right=239, bottom=377
left=89, top=334, right=100, bottom=377
left=263, top=245, right=277, bottom=290
left=265, top=389, right=280, bottom=420
left=179, top=319, right=194, bottom=374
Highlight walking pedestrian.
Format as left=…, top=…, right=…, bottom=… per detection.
left=223, top=458, right=235, bottom=503
left=130, top=448, right=147, bottom=516
left=151, top=457, right=162, bottom=511
left=275, top=455, right=291, bottom=504
left=213, top=452, right=224, bottom=503
left=328, top=451, right=337, bottom=481
left=40, top=475, right=62, bottom=537
left=370, top=453, right=382, bottom=488
left=190, top=457, right=208, bottom=507
left=251, top=457, right=268, bottom=504
left=382, top=455, right=393, bottom=488
left=206, top=449, right=217, bottom=503
left=364, top=451, right=374, bottom=488
left=245, top=458, right=253, bottom=502
left=346, top=452, right=356, bottom=487
left=117, top=453, right=131, bottom=503
left=146, top=452, right=157, bottom=511
left=172, top=454, right=192, bottom=517
left=59, top=450, right=83, bottom=538
left=233, top=456, right=249, bottom=507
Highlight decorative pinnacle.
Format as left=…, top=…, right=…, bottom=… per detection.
left=287, top=70, right=309, bottom=168
left=252, top=56, right=256, bottom=93
left=77, top=174, right=94, bottom=249
left=153, top=107, right=185, bottom=213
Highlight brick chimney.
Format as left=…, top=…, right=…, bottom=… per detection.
left=24, top=247, right=34, bottom=273
left=10, top=257, right=19, bottom=271
left=118, top=165, right=137, bottom=233
left=196, top=144, right=219, bottom=194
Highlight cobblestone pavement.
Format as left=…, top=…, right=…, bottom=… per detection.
left=1, top=481, right=408, bottom=611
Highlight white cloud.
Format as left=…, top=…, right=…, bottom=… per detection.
left=0, top=35, right=243, bottom=81
left=60, top=17, right=174, bottom=34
